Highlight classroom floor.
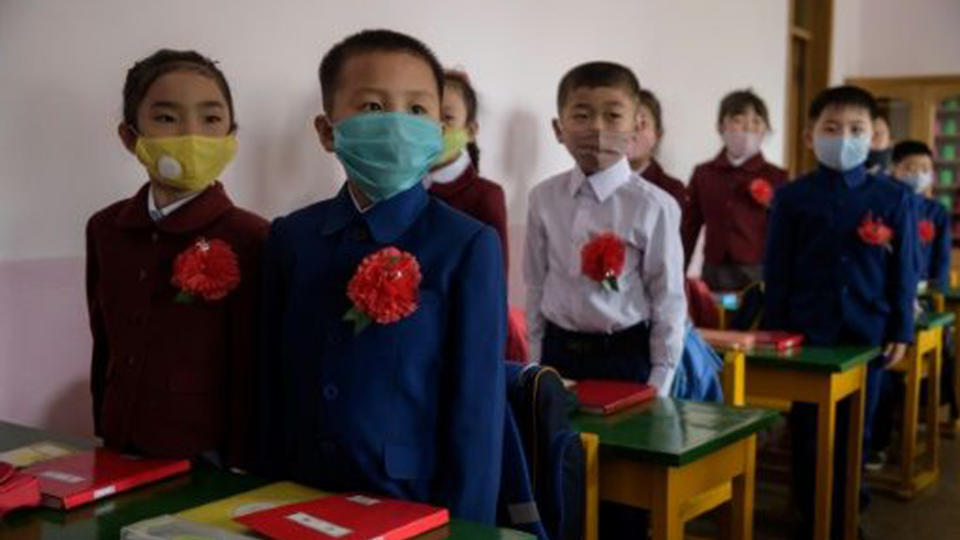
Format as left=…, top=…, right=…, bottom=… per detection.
left=754, top=433, right=960, bottom=539
left=687, top=422, right=960, bottom=539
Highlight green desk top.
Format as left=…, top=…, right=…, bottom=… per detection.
left=570, top=398, right=778, bottom=467
left=745, top=345, right=879, bottom=373
left=916, top=311, right=956, bottom=329
left=0, top=421, right=533, bottom=539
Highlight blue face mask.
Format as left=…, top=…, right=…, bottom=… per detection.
left=333, top=112, right=443, bottom=202
left=813, top=134, right=871, bottom=172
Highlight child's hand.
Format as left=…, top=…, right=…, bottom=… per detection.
left=882, top=342, right=908, bottom=369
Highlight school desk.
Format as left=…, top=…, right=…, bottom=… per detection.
left=743, top=345, right=877, bottom=540
left=0, top=421, right=533, bottom=539
left=930, top=287, right=960, bottom=436
left=571, top=399, right=777, bottom=540
left=869, top=311, right=953, bottom=498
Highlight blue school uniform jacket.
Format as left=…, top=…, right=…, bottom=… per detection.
left=256, top=183, right=506, bottom=523
left=763, top=165, right=919, bottom=346
left=915, top=195, right=951, bottom=292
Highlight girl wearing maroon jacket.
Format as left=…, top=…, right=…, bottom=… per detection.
left=86, top=49, right=267, bottom=467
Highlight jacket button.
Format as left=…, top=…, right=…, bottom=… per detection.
left=126, top=355, right=136, bottom=366
left=138, top=269, right=147, bottom=282
left=323, top=384, right=339, bottom=401
left=151, top=232, right=159, bottom=243
left=351, top=227, right=369, bottom=242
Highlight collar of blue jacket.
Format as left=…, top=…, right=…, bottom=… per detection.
left=815, top=162, right=868, bottom=189
left=320, top=182, right=429, bottom=243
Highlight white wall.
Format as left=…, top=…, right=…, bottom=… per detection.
left=832, top=0, right=960, bottom=81
left=0, top=0, right=789, bottom=434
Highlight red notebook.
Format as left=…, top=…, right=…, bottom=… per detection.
left=24, top=448, right=190, bottom=509
left=575, top=379, right=656, bottom=415
left=747, top=331, right=805, bottom=351
left=0, top=462, right=41, bottom=516
left=235, top=493, right=449, bottom=540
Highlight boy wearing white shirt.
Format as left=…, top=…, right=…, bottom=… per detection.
left=524, top=61, right=686, bottom=397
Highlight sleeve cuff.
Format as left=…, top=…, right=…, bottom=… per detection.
left=649, top=365, right=676, bottom=397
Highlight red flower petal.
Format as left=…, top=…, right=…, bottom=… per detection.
left=171, top=238, right=241, bottom=302
left=918, top=220, right=936, bottom=244
left=749, top=178, right=773, bottom=206
left=581, top=233, right=626, bottom=285
left=346, top=247, right=422, bottom=325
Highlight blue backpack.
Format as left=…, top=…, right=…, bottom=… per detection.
left=500, top=363, right=585, bottom=540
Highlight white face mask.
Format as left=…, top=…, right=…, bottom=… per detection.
left=898, top=171, right=934, bottom=193
left=813, top=134, right=871, bottom=172
left=723, top=130, right=763, bottom=164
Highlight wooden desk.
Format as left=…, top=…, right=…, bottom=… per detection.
left=0, top=421, right=532, bottom=539
left=744, top=345, right=877, bottom=540
left=571, top=399, right=777, bottom=540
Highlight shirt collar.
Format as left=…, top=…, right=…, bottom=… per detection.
left=816, top=162, right=868, bottom=189
left=321, top=182, right=429, bottom=243
left=425, top=150, right=471, bottom=188
left=147, top=185, right=203, bottom=222
left=115, top=182, right=233, bottom=233
left=568, top=157, right=632, bottom=202
left=711, top=149, right=766, bottom=173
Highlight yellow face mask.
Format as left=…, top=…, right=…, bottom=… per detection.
left=134, top=134, right=237, bottom=192
left=434, top=127, right=471, bottom=166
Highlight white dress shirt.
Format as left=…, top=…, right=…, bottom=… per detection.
left=523, top=157, right=686, bottom=394
left=148, top=185, right=202, bottom=222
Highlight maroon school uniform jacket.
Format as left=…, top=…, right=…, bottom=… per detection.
left=640, top=159, right=688, bottom=216
left=86, top=182, right=268, bottom=466
left=681, top=151, right=787, bottom=268
left=428, top=165, right=509, bottom=270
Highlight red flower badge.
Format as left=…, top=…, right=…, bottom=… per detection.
left=918, top=220, right=936, bottom=244
left=581, top=232, right=626, bottom=292
left=171, top=237, right=241, bottom=303
left=344, top=247, right=422, bottom=334
left=857, top=212, right=894, bottom=251
left=748, top=178, right=774, bottom=207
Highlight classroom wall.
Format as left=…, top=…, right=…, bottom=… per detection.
left=831, top=0, right=960, bottom=81
left=0, top=0, right=789, bottom=436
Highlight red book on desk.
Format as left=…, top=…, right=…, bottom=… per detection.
left=748, top=331, right=804, bottom=350
left=698, top=329, right=756, bottom=350
left=235, top=493, right=449, bottom=539
left=575, top=379, right=656, bottom=415
left=24, top=448, right=190, bottom=509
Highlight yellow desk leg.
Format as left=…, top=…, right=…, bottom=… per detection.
left=927, top=329, right=942, bottom=491
left=650, top=467, right=683, bottom=540
left=814, top=389, right=838, bottom=540
left=723, top=350, right=746, bottom=407
left=844, top=366, right=867, bottom=540
left=727, top=436, right=757, bottom=540
left=580, top=433, right=599, bottom=540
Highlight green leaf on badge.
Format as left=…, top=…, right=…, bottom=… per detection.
left=174, top=291, right=195, bottom=304
left=603, top=276, right=620, bottom=293
left=343, top=307, right=372, bottom=335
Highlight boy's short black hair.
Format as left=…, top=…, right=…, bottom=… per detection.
left=808, top=85, right=879, bottom=121
left=556, top=61, right=641, bottom=112
left=318, top=29, right=444, bottom=113
left=638, top=89, right=664, bottom=134
left=892, top=139, right=934, bottom=164
left=717, top=89, right=771, bottom=129
left=123, top=49, right=235, bottom=131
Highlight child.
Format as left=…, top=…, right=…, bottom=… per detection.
left=524, top=60, right=685, bottom=539
left=764, top=86, right=918, bottom=539
left=628, top=88, right=688, bottom=213
left=524, top=61, right=685, bottom=392
left=86, top=50, right=268, bottom=467
left=426, top=70, right=509, bottom=268
left=255, top=30, right=506, bottom=523
left=891, top=140, right=951, bottom=291
left=866, top=114, right=893, bottom=175
left=682, top=89, right=787, bottom=291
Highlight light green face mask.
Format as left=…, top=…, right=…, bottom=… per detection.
left=435, top=127, right=471, bottom=166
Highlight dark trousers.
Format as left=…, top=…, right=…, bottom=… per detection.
left=790, top=356, right=884, bottom=540
left=542, top=320, right=653, bottom=539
